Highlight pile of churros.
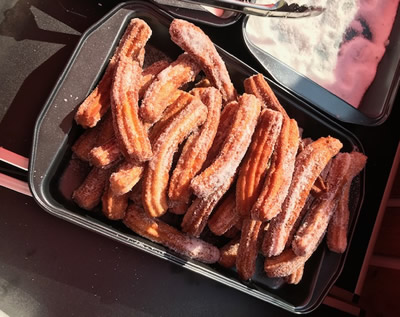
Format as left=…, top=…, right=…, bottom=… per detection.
left=70, top=18, right=367, bottom=284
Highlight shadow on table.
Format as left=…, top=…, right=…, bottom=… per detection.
left=0, top=0, right=116, bottom=156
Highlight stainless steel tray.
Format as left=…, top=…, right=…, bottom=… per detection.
left=242, top=8, right=400, bottom=126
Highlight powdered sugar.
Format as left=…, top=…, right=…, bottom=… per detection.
left=246, top=0, right=399, bottom=107
left=327, top=0, right=399, bottom=106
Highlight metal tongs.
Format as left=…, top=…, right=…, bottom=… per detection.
left=178, top=0, right=325, bottom=18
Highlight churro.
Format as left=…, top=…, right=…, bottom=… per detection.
left=181, top=175, right=234, bottom=238
left=72, top=112, right=114, bottom=162
left=72, top=167, right=111, bottom=210
left=142, top=98, right=207, bottom=218
left=264, top=248, right=310, bottom=278
left=262, top=136, right=343, bottom=257
left=292, top=153, right=352, bottom=256
left=75, top=18, right=151, bottom=128
left=140, top=53, right=201, bottom=124
left=72, top=126, right=101, bottom=162
left=285, top=265, right=304, bottom=285
left=148, top=90, right=193, bottom=142
left=327, top=151, right=367, bottom=253
left=244, top=73, right=287, bottom=116
left=109, top=160, right=144, bottom=196
left=207, top=191, right=239, bottom=236
left=123, top=204, right=220, bottom=264
left=203, top=100, right=239, bottom=167
left=111, top=56, right=152, bottom=162
left=101, top=183, right=129, bottom=220
left=139, top=59, right=170, bottom=99
left=236, top=109, right=283, bottom=218
left=169, top=87, right=222, bottom=204
left=236, top=219, right=263, bottom=280
left=218, top=237, right=240, bottom=268
left=169, top=201, right=189, bottom=215
left=251, top=118, right=300, bottom=221
left=191, top=94, right=261, bottom=199
left=169, top=19, right=237, bottom=102
left=89, top=137, right=122, bottom=168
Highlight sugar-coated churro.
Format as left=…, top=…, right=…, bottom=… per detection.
left=218, top=237, right=240, bottom=268
left=236, top=219, right=263, bottom=280
left=169, top=87, right=222, bottom=204
left=191, top=94, right=261, bottom=199
left=109, top=160, right=144, bottom=196
left=264, top=249, right=310, bottom=278
left=123, top=204, right=220, bottom=264
left=285, top=265, right=304, bottom=285
left=262, top=136, right=343, bottom=257
left=111, top=56, right=152, bottom=162
left=326, top=151, right=367, bottom=253
left=202, top=100, right=239, bottom=168
left=75, top=18, right=152, bottom=128
left=181, top=175, right=234, bottom=238
left=72, top=112, right=114, bottom=162
left=101, top=183, right=129, bottom=220
left=140, top=53, right=201, bottom=124
left=236, top=109, right=283, bottom=218
left=72, top=167, right=111, bottom=210
left=244, top=73, right=287, bottom=116
left=142, top=98, right=207, bottom=218
left=139, top=59, right=170, bottom=99
left=89, top=137, right=122, bottom=168
left=170, top=19, right=237, bottom=102
left=251, top=118, right=300, bottom=221
left=292, top=152, right=352, bottom=256
left=207, top=191, right=239, bottom=236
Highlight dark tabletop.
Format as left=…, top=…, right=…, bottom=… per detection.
left=0, top=0, right=399, bottom=316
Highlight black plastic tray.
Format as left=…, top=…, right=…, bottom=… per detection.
left=242, top=9, right=400, bottom=126
left=29, top=1, right=366, bottom=313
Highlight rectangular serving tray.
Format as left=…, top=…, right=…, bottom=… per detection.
left=28, top=1, right=366, bottom=313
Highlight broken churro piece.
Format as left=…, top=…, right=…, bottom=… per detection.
left=72, top=167, right=111, bottom=210
left=109, top=160, right=144, bottom=196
